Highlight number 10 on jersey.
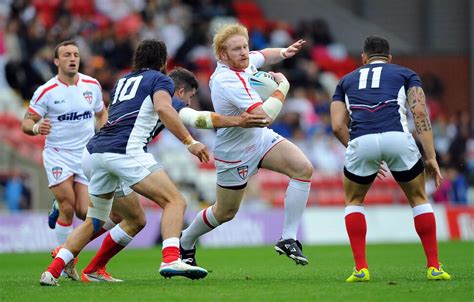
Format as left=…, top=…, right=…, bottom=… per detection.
left=111, top=75, right=144, bottom=104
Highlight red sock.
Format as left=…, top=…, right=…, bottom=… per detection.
left=47, top=257, right=66, bottom=278
left=162, top=246, right=180, bottom=263
left=83, top=233, right=125, bottom=274
left=345, top=212, right=368, bottom=270
left=414, top=212, right=439, bottom=269
left=90, top=228, right=107, bottom=241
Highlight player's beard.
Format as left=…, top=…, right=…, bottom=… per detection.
left=229, top=57, right=249, bottom=70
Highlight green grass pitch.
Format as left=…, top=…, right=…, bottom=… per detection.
left=0, top=241, right=472, bottom=302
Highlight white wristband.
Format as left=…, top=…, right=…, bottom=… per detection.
left=32, top=123, right=40, bottom=135
left=280, top=48, right=288, bottom=59
left=276, top=79, right=290, bottom=98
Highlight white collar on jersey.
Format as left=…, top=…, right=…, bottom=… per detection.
left=369, top=60, right=387, bottom=64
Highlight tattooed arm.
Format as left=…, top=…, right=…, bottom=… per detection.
left=21, top=110, right=51, bottom=136
left=407, top=86, right=442, bottom=186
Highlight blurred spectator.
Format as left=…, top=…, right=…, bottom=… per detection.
left=422, top=72, right=445, bottom=121
left=3, top=171, right=29, bottom=212
left=95, top=0, right=144, bottom=22
left=449, top=166, right=468, bottom=204
left=269, top=21, right=292, bottom=48
left=0, top=0, right=471, bottom=208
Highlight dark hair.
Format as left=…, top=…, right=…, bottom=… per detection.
left=169, top=67, right=199, bottom=92
left=363, top=35, right=390, bottom=58
left=132, top=39, right=167, bottom=72
left=54, top=40, right=78, bottom=58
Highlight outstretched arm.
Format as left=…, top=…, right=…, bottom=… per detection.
left=154, top=91, right=209, bottom=162
left=260, top=39, right=306, bottom=66
left=179, top=108, right=269, bottom=129
left=407, top=86, right=442, bottom=187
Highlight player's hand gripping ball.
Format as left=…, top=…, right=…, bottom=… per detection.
left=249, top=71, right=278, bottom=101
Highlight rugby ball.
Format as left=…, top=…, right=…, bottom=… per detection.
left=249, top=71, right=278, bottom=100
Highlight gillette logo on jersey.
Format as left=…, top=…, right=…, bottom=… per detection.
left=58, top=111, right=92, bottom=121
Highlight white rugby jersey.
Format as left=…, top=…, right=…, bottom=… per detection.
left=28, top=73, right=104, bottom=150
left=209, top=51, right=269, bottom=162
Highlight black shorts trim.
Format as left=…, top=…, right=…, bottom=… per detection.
left=343, top=167, right=377, bottom=185
left=217, top=183, right=247, bottom=190
left=391, top=159, right=424, bottom=182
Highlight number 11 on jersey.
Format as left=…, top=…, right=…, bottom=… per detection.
left=358, top=67, right=382, bottom=89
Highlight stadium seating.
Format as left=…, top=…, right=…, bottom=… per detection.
left=257, top=169, right=407, bottom=207
left=0, top=113, right=44, bottom=165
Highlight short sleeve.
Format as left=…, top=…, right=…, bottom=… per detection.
left=93, top=85, right=105, bottom=112
left=249, top=51, right=265, bottom=69
left=28, top=85, right=50, bottom=117
left=332, top=80, right=345, bottom=102
left=405, top=68, right=421, bottom=90
left=152, top=72, right=175, bottom=98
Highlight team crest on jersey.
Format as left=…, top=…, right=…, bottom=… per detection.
left=237, top=165, right=249, bottom=180
left=250, top=65, right=257, bottom=74
left=52, top=167, right=63, bottom=180
left=83, top=91, right=93, bottom=104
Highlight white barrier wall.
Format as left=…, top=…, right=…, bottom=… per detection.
left=0, top=205, right=472, bottom=253
left=301, top=205, right=449, bottom=244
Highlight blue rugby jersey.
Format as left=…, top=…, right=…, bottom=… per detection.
left=87, top=69, right=184, bottom=154
left=332, top=62, right=421, bottom=140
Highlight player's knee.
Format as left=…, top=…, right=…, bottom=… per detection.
left=301, top=161, right=314, bottom=179
left=168, top=196, right=187, bottom=210
left=216, top=207, right=238, bottom=223
left=292, top=159, right=314, bottom=179
left=75, top=206, right=87, bottom=220
left=58, top=201, right=75, bottom=219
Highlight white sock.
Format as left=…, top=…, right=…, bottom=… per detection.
left=345, top=205, right=365, bottom=216
left=57, top=248, right=74, bottom=264
left=412, top=203, right=433, bottom=217
left=55, top=221, right=73, bottom=245
left=110, top=225, right=133, bottom=246
left=162, top=237, right=180, bottom=249
left=281, top=179, right=311, bottom=240
left=180, top=206, right=219, bottom=250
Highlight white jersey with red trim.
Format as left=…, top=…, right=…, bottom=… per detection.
left=209, top=51, right=268, bottom=162
left=28, top=73, right=104, bottom=150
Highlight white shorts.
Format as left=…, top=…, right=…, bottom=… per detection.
left=82, top=150, right=162, bottom=196
left=215, top=129, right=284, bottom=187
left=345, top=131, right=422, bottom=177
left=43, top=147, right=88, bottom=187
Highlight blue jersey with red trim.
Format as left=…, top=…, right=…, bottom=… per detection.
left=332, top=62, right=421, bottom=140
left=87, top=69, right=175, bottom=154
